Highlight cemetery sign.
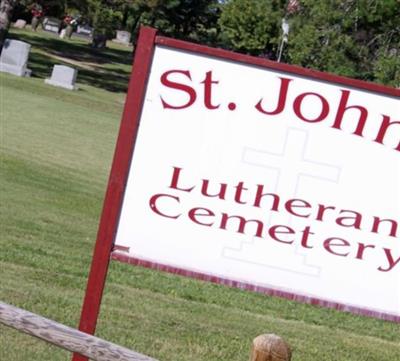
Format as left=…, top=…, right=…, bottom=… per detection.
left=74, top=28, right=399, bottom=359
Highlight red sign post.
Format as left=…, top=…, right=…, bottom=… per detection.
left=72, top=27, right=158, bottom=361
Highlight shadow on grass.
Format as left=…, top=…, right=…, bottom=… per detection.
left=9, top=30, right=133, bottom=93
left=29, top=51, right=130, bottom=93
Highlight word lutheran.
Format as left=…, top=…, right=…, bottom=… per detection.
left=149, top=167, right=400, bottom=273
left=160, top=71, right=400, bottom=152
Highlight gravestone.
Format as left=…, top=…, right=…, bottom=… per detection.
left=45, top=65, right=77, bottom=90
left=0, top=39, right=32, bottom=77
left=76, top=25, right=93, bottom=38
left=59, top=28, right=67, bottom=39
left=112, top=30, right=131, bottom=45
left=43, top=17, right=60, bottom=33
left=13, top=19, right=27, bottom=29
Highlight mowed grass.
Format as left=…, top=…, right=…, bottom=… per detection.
left=1, top=29, right=400, bottom=361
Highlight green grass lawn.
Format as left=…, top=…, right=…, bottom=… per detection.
left=1, top=29, right=399, bottom=361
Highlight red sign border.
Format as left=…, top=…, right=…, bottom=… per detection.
left=73, top=27, right=400, bottom=359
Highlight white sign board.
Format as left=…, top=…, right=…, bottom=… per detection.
left=111, top=42, right=399, bottom=319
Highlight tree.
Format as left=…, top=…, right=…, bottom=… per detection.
left=128, top=0, right=220, bottom=46
left=0, top=0, right=18, bottom=50
left=76, top=0, right=220, bottom=47
left=218, top=0, right=285, bottom=56
left=89, top=0, right=122, bottom=37
left=286, top=0, right=400, bottom=86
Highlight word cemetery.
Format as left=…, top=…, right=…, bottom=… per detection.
left=150, top=166, right=398, bottom=273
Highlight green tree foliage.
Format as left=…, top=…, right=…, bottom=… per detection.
left=218, top=0, right=285, bottom=55
left=88, top=0, right=123, bottom=38
left=217, top=0, right=399, bottom=86
left=286, top=0, right=400, bottom=86
left=128, top=0, right=220, bottom=45
left=77, top=0, right=220, bottom=45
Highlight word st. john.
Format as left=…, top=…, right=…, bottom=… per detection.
left=159, top=70, right=400, bottom=152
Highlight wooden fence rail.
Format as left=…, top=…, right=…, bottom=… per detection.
left=0, top=301, right=291, bottom=361
left=0, top=301, right=158, bottom=361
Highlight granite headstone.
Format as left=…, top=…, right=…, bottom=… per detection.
left=76, top=25, right=93, bottom=38
left=45, top=65, right=78, bottom=90
left=113, top=30, right=131, bottom=45
left=43, top=17, right=60, bottom=33
left=0, top=39, right=32, bottom=77
left=14, top=19, right=27, bottom=29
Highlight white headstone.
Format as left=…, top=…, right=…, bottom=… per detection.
left=14, top=19, right=27, bottom=29
left=76, top=25, right=93, bottom=38
left=113, top=30, right=131, bottom=45
left=45, top=65, right=77, bottom=90
left=43, top=17, right=60, bottom=33
left=0, top=39, right=32, bottom=77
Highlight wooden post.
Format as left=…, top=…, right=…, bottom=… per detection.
left=0, top=302, right=158, bottom=361
left=250, top=334, right=292, bottom=361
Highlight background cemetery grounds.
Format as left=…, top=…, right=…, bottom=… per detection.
left=0, top=28, right=399, bottom=361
